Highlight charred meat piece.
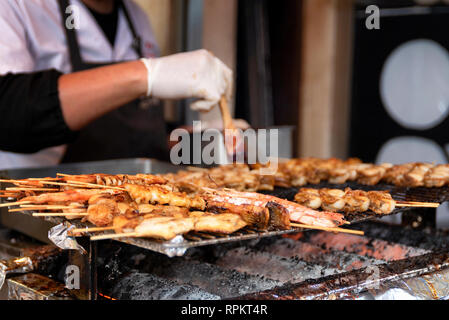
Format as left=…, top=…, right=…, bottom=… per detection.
left=85, top=197, right=120, bottom=227
left=205, top=200, right=270, bottom=230
left=265, top=201, right=291, bottom=230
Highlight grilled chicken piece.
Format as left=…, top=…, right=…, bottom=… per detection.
left=62, top=202, right=88, bottom=220
left=85, top=197, right=120, bottom=227
left=356, top=163, right=392, bottom=186
left=205, top=200, right=270, bottom=230
left=367, top=191, right=395, bottom=214
left=294, top=188, right=322, bottom=209
left=112, top=210, right=143, bottom=233
left=124, top=184, right=205, bottom=210
left=319, top=188, right=346, bottom=212
left=137, top=204, right=190, bottom=218
left=383, top=163, right=416, bottom=186
left=424, top=164, right=449, bottom=187
left=134, top=216, right=196, bottom=240
left=403, top=163, right=433, bottom=187
left=189, top=211, right=248, bottom=234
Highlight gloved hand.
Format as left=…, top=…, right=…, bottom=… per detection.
left=141, top=49, right=233, bottom=112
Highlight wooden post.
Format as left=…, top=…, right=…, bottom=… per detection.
left=200, top=0, right=238, bottom=123
left=298, top=0, right=354, bottom=158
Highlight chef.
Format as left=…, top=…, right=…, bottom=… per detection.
left=0, top=0, right=233, bottom=169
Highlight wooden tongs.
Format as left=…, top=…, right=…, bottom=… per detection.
left=219, top=96, right=245, bottom=159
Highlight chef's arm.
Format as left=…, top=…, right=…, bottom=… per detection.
left=59, top=60, right=147, bottom=131
left=0, top=50, right=232, bottom=153
left=60, top=49, right=233, bottom=131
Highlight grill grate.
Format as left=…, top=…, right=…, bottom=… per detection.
left=13, top=182, right=448, bottom=257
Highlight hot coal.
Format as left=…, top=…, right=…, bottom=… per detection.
left=111, top=272, right=220, bottom=300
left=236, top=251, right=449, bottom=300
left=259, top=238, right=385, bottom=272
left=214, top=247, right=341, bottom=284
left=306, top=232, right=429, bottom=261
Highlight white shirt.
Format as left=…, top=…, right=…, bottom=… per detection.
left=0, top=0, right=159, bottom=170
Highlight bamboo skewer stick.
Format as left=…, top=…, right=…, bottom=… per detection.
left=90, top=232, right=143, bottom=241
left=290, top=223, right=364, bottom=236
left=14, top=206, right=85, bottom=212
left=6, top=187, right=59, bottom=192
left=39, top=180, right=124, bottom=191
left=20, top=203, right=84, bottom=208
left=65, top=180, right=125, bottom=191
left=70, top=226, right=116, bottom=234
left=395, top=202, right=439, bottom=208
left=9, top=207, right=86, bottom=213
left=0, top=201, right=31, bottom=208
left=32, top=213, right=88, bottom=217
left=219, top=95, right=244, bottom=157
left=56, top=173, right=74, bottom=177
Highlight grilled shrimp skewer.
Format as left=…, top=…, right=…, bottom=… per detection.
left=294, top=188, right=396, bottom=215
left=201, top=188, right=346, bottom=228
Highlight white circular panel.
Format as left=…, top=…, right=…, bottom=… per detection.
left=380, top=39, right=449, bottom=130
left=376, top=136, right=446, bottom=164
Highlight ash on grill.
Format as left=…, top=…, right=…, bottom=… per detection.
left=92, top=221, right=449, bottom=300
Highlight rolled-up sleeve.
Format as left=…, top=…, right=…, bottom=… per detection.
left=0, top=70, right=78, bottom=153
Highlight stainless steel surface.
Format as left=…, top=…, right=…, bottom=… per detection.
left=7, top=274, right=73, bottom=300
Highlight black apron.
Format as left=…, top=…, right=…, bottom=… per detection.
left=58, top=0, right=169, bottom=163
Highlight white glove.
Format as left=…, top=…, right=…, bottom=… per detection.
left=141, top=49, right=233, bottom=112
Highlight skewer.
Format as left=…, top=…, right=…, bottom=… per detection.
left=219, top=95, right=244, bottom=157
left=6, top=187, right=60, bottom=192
left=9, top=207, right=87, bottom=212
left=290, top=223, right=364, bottom=236
left=65, top=180, right=125, bottom=191
left=70, top=226, right=116, bottom=234
left=91, top=232, right=143, bottom=241
left=32, top=213, right=88, bottom=217
left=13, top=208, right=83, bottom=212
left=20, top=203, right=85, bottom=208
left=56, top=173, right=74, bottom=177
left=40, top=180, right=124, bottom=191
left=395, top=202, right=439, bottom=208
left=0, top=179, right=19, bottom=184
left=0, top=201, right=31, bottom=208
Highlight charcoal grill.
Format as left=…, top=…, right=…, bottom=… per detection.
left=1, top=158, right=449, bottom=300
